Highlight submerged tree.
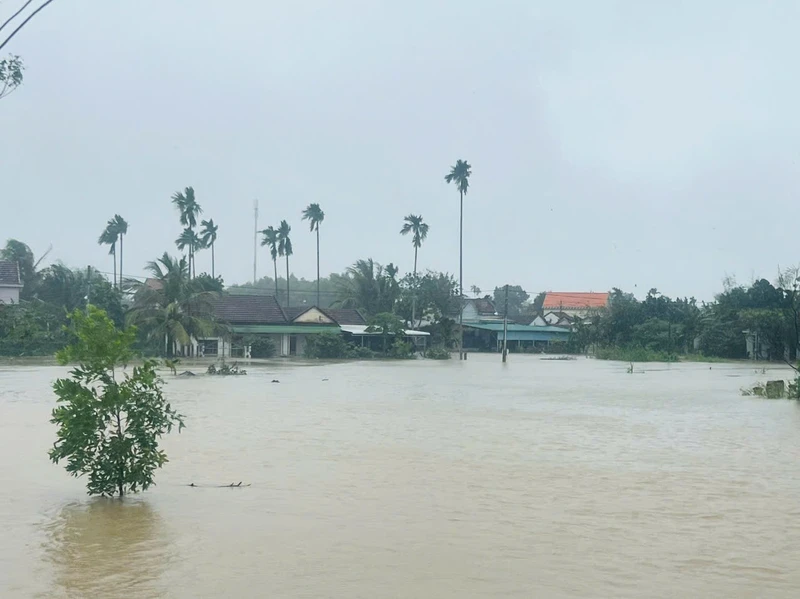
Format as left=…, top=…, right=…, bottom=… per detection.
left=49, top=306, right=185, bottom=497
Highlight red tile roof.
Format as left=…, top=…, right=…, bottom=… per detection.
left=212, top=294, right=286, bottom=324
left=542, top=292, right=609, bottom=310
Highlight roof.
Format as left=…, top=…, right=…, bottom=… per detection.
left=465, top=297, right=497, bottom=315
left=464, top=323, right=569, bottom=334
left=340, top=325, right=430, bottom=337
left=284, top=306, right=367, bottom=326
left=212, top=294, right=286, bottom=324
left=230, top=324, right=338, bottom=334
left=542, top=292, right=609, bottom=310
left=0, top=261, right=22, bottom=287
left=143, top=277, right=163, bottom=291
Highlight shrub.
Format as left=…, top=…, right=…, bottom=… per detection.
left=594, top=346, right=679, bottom=362
left=248, top=337, right=276, bottom=358
left=305, top=333, right=352, bottom=359
left=425, top=346, right=451, bottom=360
left=388, top=339, right=414, bottom=359
left=348, top=346, right=375, bottom=359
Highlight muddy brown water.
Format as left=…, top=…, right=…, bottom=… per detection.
left=1, top=356, right=800, bottom=598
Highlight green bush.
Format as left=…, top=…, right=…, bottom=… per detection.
left=305, top=333, right=353, bottom=359
left=348, top=346, right=375, bottom=359
left=425, top=346, right=451, bottom=360
left=248, top=337, right=276, bottom=358
left=388, top=339, right=414, bottom=359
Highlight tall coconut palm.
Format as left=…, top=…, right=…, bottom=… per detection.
left=400, top=214, right=428, bottom=278
left=400, top=214, right=429, bottom=327
left=277, top=220, right=293, bottom=307
left=98, top=219, right=119, bottom=287
left=444, top=159, right=472, bottom=357
left=260, top=226, right=280, bottom=300
left=301, top=203, right=325, bottom=307
left=175, top=228, right=201, bottom=278
left=200, top=219, right=219, bottom=279
left=112, top=214, right=128, bottom=289
left=171, top=187, right=203, bottom=278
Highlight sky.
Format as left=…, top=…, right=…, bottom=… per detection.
left=1, top=0, right=799, bottom=302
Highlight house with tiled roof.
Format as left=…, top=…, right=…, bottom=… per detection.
left=457, top=296, right=500, bottom=323
left=541, top=292, right=609, bottom=318
left=197, top=293, right=371, bottom=357
left=0, top=260, right=22, bottom=304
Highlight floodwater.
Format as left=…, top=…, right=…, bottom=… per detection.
left=2, top=356, right=800, bottom=598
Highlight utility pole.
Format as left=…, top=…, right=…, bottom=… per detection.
left=502, top=284, right=509, bottom=362
left=253, top=199, right=259, bottom=284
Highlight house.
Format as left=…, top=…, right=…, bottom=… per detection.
left=459, top=296, right=499, bottom=323
left=543, top=311, right=575, bottom=327
left=542, top=292, right=609, bottom=318
left=0, top=261, right=22, bottom=304
left=195, top=293, right=424, bottom=358
left=462, top=322, right=570, bottom=352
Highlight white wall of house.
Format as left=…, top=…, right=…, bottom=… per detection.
left=461, top=302, right=479, bottom=322
left=0, top=287, right=20, bottom=304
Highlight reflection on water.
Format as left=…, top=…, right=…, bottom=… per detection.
left=42, top=499, right=169, bottom=598
left=2, top=357, right=800, bottom=598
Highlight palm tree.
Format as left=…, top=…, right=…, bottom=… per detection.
left=277, top=220, right=293, bottom=307
left=260, top=226, right=280, bottom=299
left=127, top=253, right=221, bottom=357
left=98, top=219, right=119, bottom=288
left=400, top=214, right=429, bottom=278
left=444, top=159, right=472, bottom=358
left=200, top=219, right=219, bottom=279
left=171, top=187, right=203, bottom=278
left=334, top=259, right=400, bottom=316
left=301, top=203, right=325, bottom=307
left=175, top=228, right=202, bottom=278
left=112, top=214, right=128, bottom=290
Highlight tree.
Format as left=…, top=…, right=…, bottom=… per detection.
left=49, top=306, right=185, bottom=497
left=444, top=159, right=471, bottom=357
left=260, top=226, right=280, bottom=300
left=334, top=259, right=400, bottom=316
left=127, top=253, right=220, bottom=357
left=301, top=203, right=325, bottom=307
left=493, top=285, right=529, bottom=318
left=171, top=187, right=202, bottom=278
left=112, top=215, right=128, bottom=289
left=200, top=219, right=219, bottom=279
left=175, top=228, right=202, bottom=279
left=0, top=0, right=60, bottom=100
left=277, top=220, right=292, bottom=307
left=98, top=219, right=119, bottom=288
left=2, top=238, right=42, bottom=298
left=0, top=55, right=23, bottom=100
left=400, top=214, right=429, bottom=327
left=366, top=312, right=405, bottom=354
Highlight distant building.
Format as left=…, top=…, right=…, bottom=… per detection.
left=458, top=296, right=500, bottom=323
left=196, top=293, right=428, bottom=357
left=0, top=261, right=22, bottom=304
left=542, top=292, right=609, bottom=318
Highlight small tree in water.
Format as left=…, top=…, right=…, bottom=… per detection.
left=49, top=306, right=185, bottom=497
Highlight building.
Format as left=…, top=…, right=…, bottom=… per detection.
left=197, top=293, right=428, bottom=357
left=541, top=292, right=609, bottom=318
left=0, top=261, right=22, bottom=304
left=462, top=322, right=570, bottom=352
left=459, top=296, right=499, bottom=323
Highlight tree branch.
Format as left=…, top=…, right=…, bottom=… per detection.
left=0, top=0, right=57, bottom=52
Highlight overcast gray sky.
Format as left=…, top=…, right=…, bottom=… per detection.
left=2, top=0, right=798, bottom=301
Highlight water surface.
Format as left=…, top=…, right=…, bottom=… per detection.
left=2, top=356, right=799, bottom=598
